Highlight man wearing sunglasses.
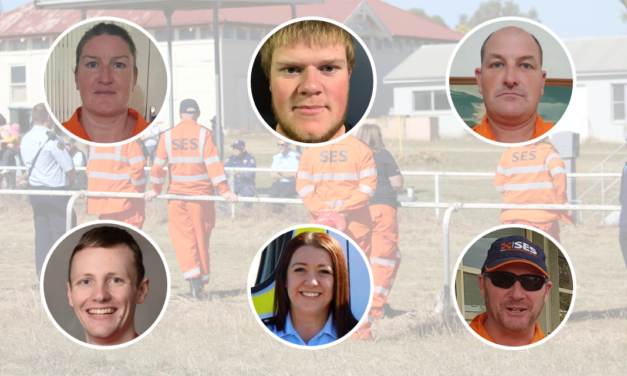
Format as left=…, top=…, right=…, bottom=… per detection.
left=471, top=235, right=552, bottom=346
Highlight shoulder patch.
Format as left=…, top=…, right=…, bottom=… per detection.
left=57, top=141, right=65, bottom=150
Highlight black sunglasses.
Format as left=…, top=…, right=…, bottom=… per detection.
left=277, top=143, right=287, bottom=147
left=483, top=271, right=548, bottom=291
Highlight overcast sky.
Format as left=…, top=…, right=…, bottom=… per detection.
left=3, top=0, right=626, bottom=39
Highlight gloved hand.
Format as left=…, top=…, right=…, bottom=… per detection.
left=315, top=210, right=347, bottom=232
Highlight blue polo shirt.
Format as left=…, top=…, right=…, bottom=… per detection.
left=270, top=313, right=337, bottom=346
left=20, top=126, right=74, bottom=188
left=271, top=149, right=300, bottom=182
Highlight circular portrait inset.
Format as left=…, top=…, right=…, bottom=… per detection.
left=248, top=225, right=373, bottom=348
left=41, top=221, right=170, bottom=349
left=43, top=17, right=169, bottom=145
left=453, top=225, right=575, bottom=349
left=446, top=17, right=576, bottom=146
left=249, top=17, right=376, bottom=146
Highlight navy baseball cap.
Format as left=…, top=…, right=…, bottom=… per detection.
left=481, top=235, right=549, bottom=278
left=180, top=99, right=200, bottom=113
left=231, top=140, right=245, bottom=148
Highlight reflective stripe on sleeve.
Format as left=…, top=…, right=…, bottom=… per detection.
left=297, top=171, right=312, bottom=181
left=131, top=178, right=146, bottom=185
left=153, top=157, right=166, bottom=166
left=359, top=184, right=375, bottom=197
left=545, top=153, right=561, bottom=165
left=312, top=172, right=359, bottom=181
left=199, top=127, right=207, bottom=158
left=503, top=182, right=555, bottom=191
left=171, top=173, right=209, bottom=182
left=183, top=267, right=201, bottom=279
left=498, top=165, right=548, bottom=176
left=201, top=274, right=211, bottom=282
left=128, top=155, right=146, bottom=165
left=495, top=186, right=505, bottom=192
left=211, top=175, right=226, bottom=185
left=370, top=257, right=396, bottom=267
left=359, top=168, right=377, bottom=179
left=324, top=199, right=349, bottom=208
left=550, top=167, right=566, bottom=176
left=298, top=184, right=314, bottom=197
left=150, top=176, right=165, bottom=184
left=88, top=172, right=131, bottom=180
left=373, top=286, right=390, bottom=295
left=204, top=156, right=220, bottom=166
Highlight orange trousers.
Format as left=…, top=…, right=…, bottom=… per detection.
left=168, top=200, right=214, bottom=285
left=353, top=205, right=400, bottom=340
left=502, top=219, right=561, bottom=243
left=99, top=204, right=145, bottom=230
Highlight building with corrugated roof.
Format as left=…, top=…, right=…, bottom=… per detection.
left=0, top=0, right=462, bottom=131
left=384, top=36, right=627, bottom=142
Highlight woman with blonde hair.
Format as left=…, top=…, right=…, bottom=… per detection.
left=355, top=123, right=403, bottom=339
left=268, top=231, right=358, bottom=346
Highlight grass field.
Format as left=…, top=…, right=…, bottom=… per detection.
left=1, top=131, right=626, bottom=375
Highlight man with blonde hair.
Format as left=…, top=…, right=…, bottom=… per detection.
left=260, top=20, right=355, bottom=143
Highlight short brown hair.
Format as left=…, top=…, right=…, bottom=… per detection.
left=272, top=231, right=357, bottom=337
left=355, top=123, right=384, bottom=153
left=74, top=22, right=138, bottom=75
left=31, top=103, right=50, bottom=125
left=68, top=226, right=145, bottom=288
left=260, top=20, right=355, bottom=79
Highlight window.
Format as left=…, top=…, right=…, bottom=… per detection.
left=612, top=84, right=625, bottom=121
left=394, top=40, right=402, bottom=52
left=9, top=39, right=27, bottom=51
left=32, top=37, right=49, bottom=50
left=179, top=28, right=196, bottom=41
left=0, top=40, right=5, bottom=52
left=249, top=28, right=261, bottom=41
left=223, top=25, right=233, bottom=39
left=154, top=30, right=169, bottom=42
left=10, top=66, right=27, bottom=103
left=236, top=27, right=247, bottom=40
left=413, top=90, right=451, bottom=112
left=361, top=37, right=372, bottom=49
left=383, top=39, right=392, bottom=51
left=375, top=38, right=382, bottom=50
left=200, top=27, right=213, bottom=40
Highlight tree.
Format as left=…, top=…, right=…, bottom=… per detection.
left=455, top=0, right=540, bottom=34
left=621, top=0, right=627, bottom=22
left=0, top=1, right=3, bottom=15
left=408, top=8, right=448, bottom=28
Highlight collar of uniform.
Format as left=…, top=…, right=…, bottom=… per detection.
left=31, top=125, right=51, bottom=133
left=176, top=119, right=202, bottom=127
left=277, top=149, right=295, bottom=159
left=277, top=312, right=337, bottom=346
left=469, top=311, right=546, bottom=345
left=63, top=107, right=150, bottom=142
left=472, top=114, right=554, bottom=142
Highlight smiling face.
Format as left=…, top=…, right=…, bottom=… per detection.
left=75, top=35, right=138, bottom=119
left=479, top=262, right=551, bottom=340
left=475, top=27, right=546, bottom=126
left=286, top=245, right=334, bottom=319
left=270, top=42, right=351, bottom=143
left=67, top=245, right=148, bottom=346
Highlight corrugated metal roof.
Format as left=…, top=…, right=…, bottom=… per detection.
left=384, top=43, right=456, bottom=83
left=384, top=36, right=627, bottom=83
left=0, top=0, right=463, bottom=41
left=562, top=36, right=627, bottom=75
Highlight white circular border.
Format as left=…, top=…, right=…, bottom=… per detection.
left=246, top=16, right=378, bottom=148
left=40, top=220, right=172, bottom=350
left=41, top=16, right=172, bottom=147
left=451, top=223, right=577, bottom=350
left=246, top=224, right=374, bottom=350
left=445, top=17, right=578, bottom=148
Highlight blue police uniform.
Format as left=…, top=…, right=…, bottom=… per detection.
left=223, top=151, right=256, bottom=209
left=269, top=149, right=300, bottom=213
left=20, top=125, right=76, bottom=277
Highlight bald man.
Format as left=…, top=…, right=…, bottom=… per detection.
left=473, top=26, right=551, bottom=143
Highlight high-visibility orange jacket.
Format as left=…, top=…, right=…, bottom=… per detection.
left=149, top=119, right=229, bottom=196
left=86, top=141, right=146, bottom=214
left=296, top=136, right=377, bottom=217
left=63, top=107, right=150, bottom=142
left=494, top=143, right=574, bottom=223
left=473, top=114, right=553, bottom=142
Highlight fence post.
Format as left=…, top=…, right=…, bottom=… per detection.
left=442, top=203, right=461, bottom=321
left=228, top=172, right=235, bottom=219
left=435, top=174, right=440, bottom=220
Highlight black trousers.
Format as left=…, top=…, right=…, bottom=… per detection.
left=28, top=188, right=77, bottom=278
left=268, top=180, right=297, bottom=213
left=620, top=232, right=627, bottom=271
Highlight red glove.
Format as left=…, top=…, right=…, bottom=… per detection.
left=315, top=210, right=347, bottom=232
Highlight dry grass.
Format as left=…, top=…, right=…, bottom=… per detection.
left=1, top=135, right=627, bottom=374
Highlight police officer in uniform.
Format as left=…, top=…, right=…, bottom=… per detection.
left=20, top=103, right=76, bottom=278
